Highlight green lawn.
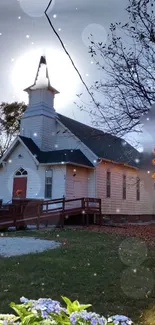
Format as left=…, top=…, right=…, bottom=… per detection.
left=0, top=229, right=155, bottom=324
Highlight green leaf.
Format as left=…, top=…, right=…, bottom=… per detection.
left=61, top=296, right=91, bottom=314
left=61, top=296, right=72, bottom=307
left=76, top=304, right=92, bottom=311
left=20, top=313, right=39, bottom=325
left=10, top=303, right=32, bottom=320
left=61, top=296, right=73, bottom=314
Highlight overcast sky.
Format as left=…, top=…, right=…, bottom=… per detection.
left=0, top=0, right=129, bottom=120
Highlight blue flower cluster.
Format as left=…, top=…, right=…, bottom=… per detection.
left=20, top=297, right=66, bottom=319
left=69, top=310, right=107, bottom=325
left=107, top=315, right=132, bottom=325
left=17, top=297, right=133, bottom=325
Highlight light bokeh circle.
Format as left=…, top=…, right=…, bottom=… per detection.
left=19, top=0, right=55, bottom=18
left=82, top=23, right=107, bottom=47
left=11, top=48, right=80, bottom=109
left=119, top=237, right=148, bottom=267
left=121, top=267, right=154, bottom=299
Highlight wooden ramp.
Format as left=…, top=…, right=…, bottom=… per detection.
left=0, top=197, right=102, bottom=229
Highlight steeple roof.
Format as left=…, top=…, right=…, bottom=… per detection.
left=24, top=55, right=59, bottom=94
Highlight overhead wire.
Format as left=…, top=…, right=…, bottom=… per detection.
left=44, top=0, right=112, bottom=130
left=43, top=1, right=140, bottom=182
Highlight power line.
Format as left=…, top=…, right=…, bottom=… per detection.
left=44, top=1, right=111, bottom=130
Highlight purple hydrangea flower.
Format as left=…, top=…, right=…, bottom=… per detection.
left=109, top=315, right=132, bottom=325
left=20, top=297, right=29, bottom=304
left=69, top=311, right=107, bottom=325
left=41, top=311, right=48, bottom=319
left=70, top=315, right=76, bottom=324
left=91, top=318, right=98, bottom=325
left=3, top=321, right=8, bottom=325
left=20, top=297, right=64, bottom=317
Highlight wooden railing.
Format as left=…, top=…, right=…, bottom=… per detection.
left=0, top=197, right=102, bottom=229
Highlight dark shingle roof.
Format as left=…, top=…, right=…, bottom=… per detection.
left=19, top=136, right=93, bottom=167
left=58, top=114, right=141, bottom=168
left=19, top=136, right=40, bottom=157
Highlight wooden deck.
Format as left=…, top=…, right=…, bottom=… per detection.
left=0, top=197, right=102, bottom=229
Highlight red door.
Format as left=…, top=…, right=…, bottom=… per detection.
left=12, top=177, right=27, bottom=198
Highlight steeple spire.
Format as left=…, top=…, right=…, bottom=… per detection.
left=24, top=55, right=59, bottom=94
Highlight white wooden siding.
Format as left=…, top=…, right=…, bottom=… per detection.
left=20, top=116, right=57, bottom=151
left=55, top=121, right=97, bottom=164
left=65, top=165, right=88, bottom=209
left=0, top=143, right=66, bottom=203
left=96, top=161, right=153, bottom=215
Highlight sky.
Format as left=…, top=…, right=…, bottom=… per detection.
left=0, top=0, right=128, bottom=124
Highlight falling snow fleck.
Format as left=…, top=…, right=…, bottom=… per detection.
left=53, top=14, right=57, bottom=18
left=122, top=140, right=127, bottom=146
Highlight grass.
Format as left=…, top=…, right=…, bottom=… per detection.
left=0, top=228, right=155, bottom=324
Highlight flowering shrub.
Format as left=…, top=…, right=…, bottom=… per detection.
left=0, top=296, right=133, bottom=325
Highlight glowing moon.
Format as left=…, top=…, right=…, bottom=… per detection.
left=19, top=0, right=55, bottom=17
left=11, top=48, right=80, bottom=109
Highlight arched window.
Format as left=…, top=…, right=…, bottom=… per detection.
left=15, top=168, right=28, bottom=176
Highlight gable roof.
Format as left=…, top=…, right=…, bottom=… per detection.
left=19, top=136, right=93, bottom=167
left=57, top=114, right=141, bottom=168
left=0, top=136, right=39, bottom=167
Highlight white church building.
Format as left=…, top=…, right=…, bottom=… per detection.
left=0, top=55, right=154, bottom=218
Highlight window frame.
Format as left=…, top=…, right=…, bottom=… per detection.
left=136, top=177, right=140, bottom=201
left=106, top=171, right=111, bottom=198
left=15, top=168, right=28, bottom=177
left=45, top=169, right=53, bottom=199
left=122, top=174, right=126, bottom=200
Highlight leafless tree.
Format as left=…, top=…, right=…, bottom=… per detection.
left=77, top=0, right=155, bottom=137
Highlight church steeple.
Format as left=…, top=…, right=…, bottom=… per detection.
left=20, top=55, right=60, bottom=151
left=24, top=55, right=59, bottom=96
